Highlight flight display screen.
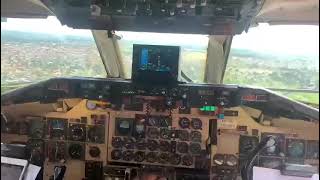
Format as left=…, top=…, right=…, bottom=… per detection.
left=132, top=44, right=180, bottom=85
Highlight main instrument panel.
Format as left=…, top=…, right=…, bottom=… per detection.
left=1, top=77, right=319, bottom=180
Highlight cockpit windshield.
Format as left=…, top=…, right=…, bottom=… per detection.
left=1, top=16, right=319, bottom=107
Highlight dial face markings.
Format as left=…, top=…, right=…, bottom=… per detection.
left=179, top=117, right=190, bottom=129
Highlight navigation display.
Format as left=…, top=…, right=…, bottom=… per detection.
left=132, top=44, right=180, bottom=85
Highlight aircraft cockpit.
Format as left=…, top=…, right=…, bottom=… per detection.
left=1, top=0, right=319, bottom=180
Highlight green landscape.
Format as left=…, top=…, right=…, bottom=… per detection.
left=1, top=30, right=319, bottom=108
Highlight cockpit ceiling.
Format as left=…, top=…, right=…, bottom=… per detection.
left=1, top=0, right=318, bottom=28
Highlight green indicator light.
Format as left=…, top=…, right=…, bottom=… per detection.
left=200, top=106, right=216, bottom=112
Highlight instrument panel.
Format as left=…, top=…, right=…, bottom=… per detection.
left=1, top=77, right=319, bottom=180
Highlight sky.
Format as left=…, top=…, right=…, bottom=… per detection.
left=1, top=16, right=319, bottom=56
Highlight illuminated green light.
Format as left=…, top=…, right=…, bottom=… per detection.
left=200, top=106, right=216, bottom=112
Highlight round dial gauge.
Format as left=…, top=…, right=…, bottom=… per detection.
left=136, top=140, right=147, bottom=150
left=111, top=137, right=123, bottom=148
left=68, top=144, right=83, bottom=159
left=170, top=154, right=181, bottom=165
left=123, top=150, right=134, bottom=161
left=86, top=100, right=97, bottom=110
left=123, top=137, right=135, bottom=149
left=111, top=150, right=122, bottom=160
left=191, top=118, right=202, bottom=129
left=182, top=155, right=193, bottom=166
left=190, top=143, right=201, bottom=154
left=88, top=126, right=104, bottom=143
left=70, top=125, right=85, bottom=141
left=146, top=152, right=158, bottom=163
left=159, top=141, right=170, bottom=152
left=179, top=117, right=190, bottom=129
left=147, top=140, right=159, bottom=151
left=178, top=130, right=189, bottom=141
left=213, top=154, right=225, bottom=166
left=134, top=151, right=145, bottom=162
left=225, top=155, right=238, bottom=166
left=148, top=117, right=159, bottom=126
left=287, top=140, right=305, bottom=158
left=160, top=128, right=171, bottom=139
left=177, top=142, right=189, bottom=153
left=158, top=153, right=170, bottom=164
left=147, top=127, right=159, bottom=139
left=89, top=146, right=101, bottom=158
left=190, top=131, right=202, bottom=142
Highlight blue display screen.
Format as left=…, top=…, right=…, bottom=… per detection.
left=140, top=48, right=149, bottom=68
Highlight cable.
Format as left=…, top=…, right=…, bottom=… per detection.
left=241, top=135, right=276, bottom=180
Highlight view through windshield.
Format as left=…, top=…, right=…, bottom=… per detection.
left=1, top=16, right=106, bottom=93
left=1, top=17, right=319, bottom=107
left=224, top=24, right=319, bottom=107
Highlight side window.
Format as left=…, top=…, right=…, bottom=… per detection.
left=1, top=17, right=106, bottom=94
left=224, top=24, right=319, bottom=107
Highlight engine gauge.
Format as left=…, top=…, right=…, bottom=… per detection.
left=123, top=150, right=134, bottom=161
left=170, top=154, right=181, bottom=165
left=225, top=155, right=238, bottom=167
left=86, top=100, right=97, bottom=110
left=178, top=130, right=189, bottom=141
left=190, top=143, right=201, bottom=154
left=87, top=126, right=105, bottom=143
left=146, top=152, right=158, bottom=163
left=147, top=116, right=159, bottom=126
left=239, top=135, right=259, bottom=156
left=191, top=118, right=202, bottom=130
left=261, top=133, right=285, bottom=157
left=179, top=117, right=190, bottom=129
left=158, top=153, right=170, bottom=164
left=147, top=140, right=159, bottom=151
left=213, top=154, right=225, bottom=166
left=159, top=141, right=170, bottom=152
left=286, top=139, right=305, bottom=159
left=147, top=127, right=159, bottom=139
left=123, top=137, right=135, bottom=149
left=136, top=139, right=147, bottom=150
left=68, top=143, right=84, bottom=159
left=111, top=137, right=123, bottom=148
left=69, top=124, right=86, bottom=141
left=111, top=150, right=122, bottom=160
left=182, top=155, right=193, bottom=166
left=134, top=151, right=145, bottom=162
left=159, top=116, right=172, bottom=127
left=177, top=142, right=189, bottom=153
left=190, top=131, right=202, bottom=142
left=160, top=128, right=171, bottom=139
